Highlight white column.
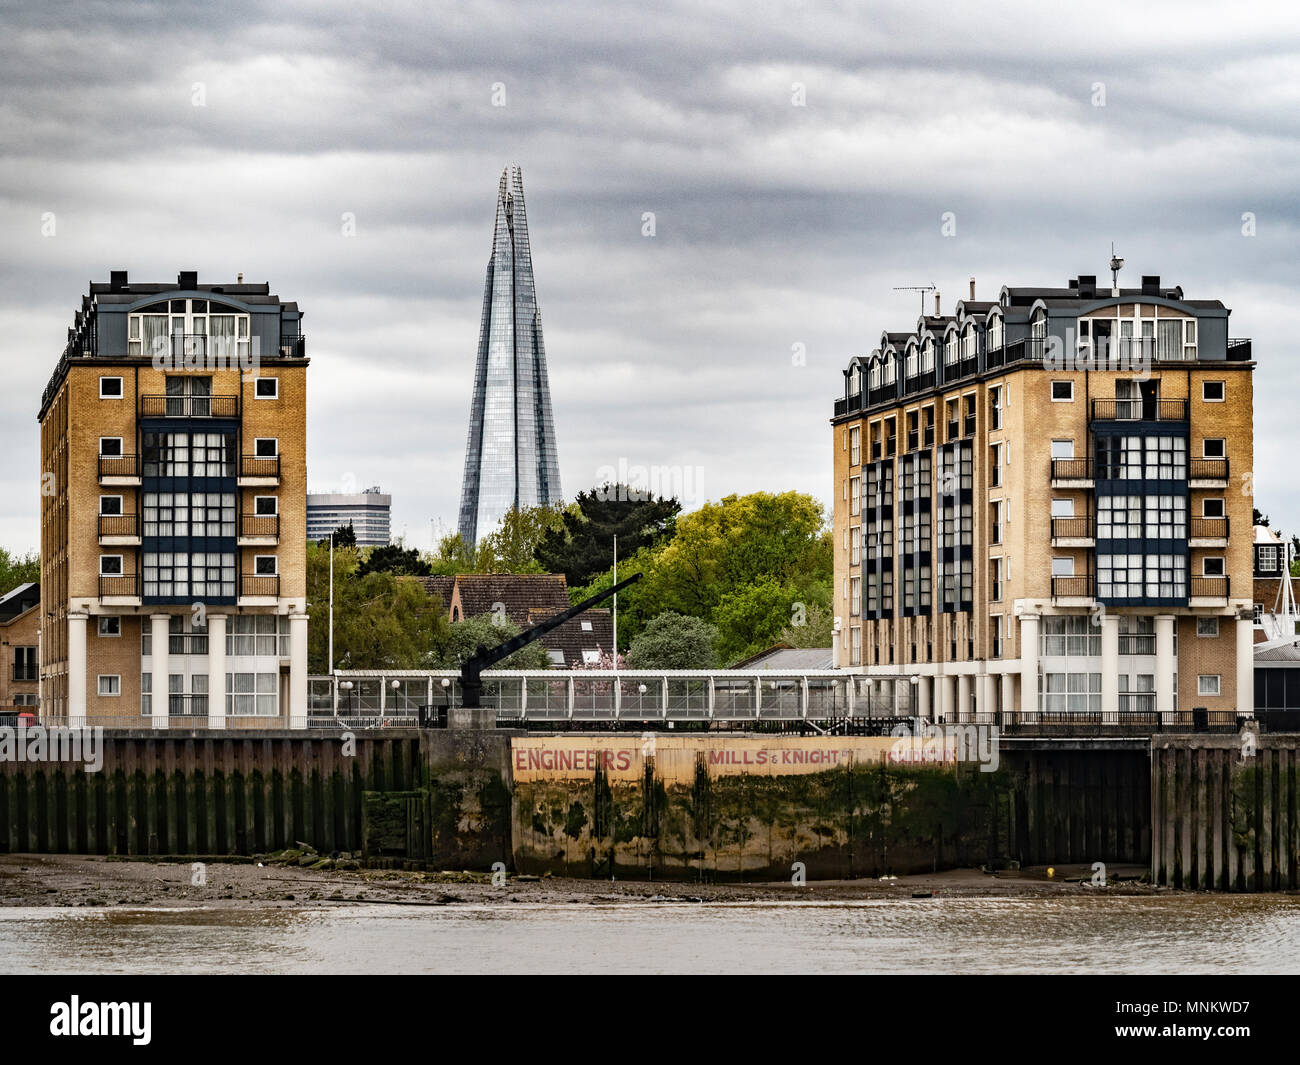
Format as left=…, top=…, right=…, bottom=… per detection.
left=1155, top=614, right=1176, bottom=716
left=68, top=611, right=88, bottom=727
left=1101, top=612, right=1120, bottom=716
left=1020, top=613, right=1040, bottom=714
left=957, top=674, right=972, bottom=723
left=1000, top=672, right=1015, bottom=718
left=150, top=614, right=170, bottom=730
left=1236, top=616, right=1254, bottom=719
left=975, top=672, right=993, bottom=720
left=289, top=612, right=309, bottom=728
left=917, top=676, right=931, bottom=720
left=207, top=614, right=227, bottom=730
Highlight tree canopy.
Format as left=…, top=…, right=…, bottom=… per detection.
left=0, top=547, right=40, bottom=597
left=625, top=611, right=718, bottom=669
left=534, top=485, right=679, bottom=587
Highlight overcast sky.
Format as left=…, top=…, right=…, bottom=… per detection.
left=2, top=0, right=1298, bottom=553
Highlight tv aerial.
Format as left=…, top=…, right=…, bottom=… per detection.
left=893, top=284, right=936, bottom=318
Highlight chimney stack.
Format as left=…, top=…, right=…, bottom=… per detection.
left=969, top=277, right=975, bottom=301
left=934, top=291, right=941, bottom=316
left=237, top=272, right=244, bottom=284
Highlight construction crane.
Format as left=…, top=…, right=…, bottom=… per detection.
left=458, top=572, right=644, bottom=709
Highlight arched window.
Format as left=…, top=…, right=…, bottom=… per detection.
left=944, top=333, right=957, bottom=366
left=920, top=339, right=934, bottom=373
left=987, top=314, right=1003, bottom=350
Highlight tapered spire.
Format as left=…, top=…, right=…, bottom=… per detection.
left=457, top=166, right=562, bottom=546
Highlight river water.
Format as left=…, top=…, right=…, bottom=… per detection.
left=2, top=896, right=1298, bottom=974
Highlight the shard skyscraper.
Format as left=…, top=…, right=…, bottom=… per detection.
left=457, top=166, right=563, bottom=546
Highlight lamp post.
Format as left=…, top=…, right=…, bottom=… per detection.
left=339, top=680, right=354, bottom=718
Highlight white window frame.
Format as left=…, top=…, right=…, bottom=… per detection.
left=1050, top=439, right=1075, bottom=459
left=1203, top=556, right=1225, bottom=577
left=99, top=436, right=123, bottom=457
left=99, top=494, right=123, bottom=516
left=1202, top=381, right=1225, bottom=403
left=99, top=554, right=124, bottom=576
left=1051, top=556, right=1075, bottom=577
left=98, top=616, right=122, bottom=638
left=254, top=437, right=279, bottom=457
left=1197, top=675, right=1221, bottom=697
left=1203, top=438, right=1226, bottom=459
left=254, top=495, right=279, bottom=516
left=1196, top=617, right=1219, bottom=638
left=1050, top=380, right=1074, bottom=402
left=99, top=376, right=124, bottom=399
left=97, top=674, right=121, bottom=697
left=1050, top=498, right=1075, bottom=518
left=253, top=554, right=278, bottom=576
left=1203, top=498, right=1225, bottom=519
left=254, top=376, right=279, bottom=399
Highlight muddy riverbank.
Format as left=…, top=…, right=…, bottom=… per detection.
left=0, top=853, right=1167, bottom=909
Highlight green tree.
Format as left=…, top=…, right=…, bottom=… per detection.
left=318, top=522, right=356, bottom=548
left=432, top=613, right=552, bottom=670
left=473, top=505, right=566, bottom=573
left=428, top=532, right=473, bottom=575
left=778, top=600, right=834, bottom=649
left=625, top=611, right=718, bottom=669
left=306, top=541, right=448, bottom=672
left=0, top=548, right=40, bottom=597
left=358, top=542, right=431, bottom=577
left=534, top=486, right=679, bottom=587
left=712, top=576, right=802, bottom=663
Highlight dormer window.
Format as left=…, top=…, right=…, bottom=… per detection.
left=961, top=325, right=976, bottom=359
left=1031, top=310, right=1047, bottom=340
left=943, top=334, right=957, bottom=366
left=129, top=298, right=250, bottom=362
left=920, top=339, right=934, bottom=373
left=988, top=315, right=1003, bottom=350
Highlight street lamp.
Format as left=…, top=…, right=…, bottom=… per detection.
left=339, top=680, right=354, bottom=717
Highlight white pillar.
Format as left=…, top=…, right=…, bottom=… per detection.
left=1019, top=613, right=1040, bottom=714
left=1155, top=614, right=1176, bottom=717
left=1101, top=612, right=1120, bottom=716
left=207, top=614, right=227, bottom=730
left=917, top=676, right=930, bottom=720
left=68, top=611, right=88, bottom=727
left=150, top=614, right=170, bottom=730
left=1000, top=672, right=1015, bottom=719
left=289, top=612, right=309, bottom=728
left=957, top=674, right=971, bottom=723
left=975, top=672, right=993, bottom=721
left=1236, top=615, right=1254, bottom=719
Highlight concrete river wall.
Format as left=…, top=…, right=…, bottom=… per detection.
left=0, top=728, right=1294, bottom=889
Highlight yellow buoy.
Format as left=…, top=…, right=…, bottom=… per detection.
left=1047, top=866, right=1055, bottom=878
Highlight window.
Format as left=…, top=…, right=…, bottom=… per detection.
left=99, top=495, right=123, bottom=516
left=1203, top=438, right=1225, bottom=459
left=12, top=647, right=37, bottom=681
left=1050, top=439, right=1074, bottom=460
left=1144, top=495, right=1187, bottom=539
left=1118, top=615, right=1155, bottom=655
left=849, top=426, right=860, bottom=466
left=581, top=650, right=602, bottom=665
left=989, top=387, right=1002, bottom=430
left=850, top=576, right=861, bottom=616
left=143, top=551, right=235, bottom=599
left=254, top=438, right=278, bottom=457
left=1203, top=498, right=1224, bottom=519
left=580, top=620, right=593, bottom=632
left=1041, top=672, right=1102, bottom=712
left=99, top=437, right=123, bottom=457
left=99, top=555, right=123, bottom=576
left=254, top=496, right=278, bottom=516
left=547, top=649, right=565, bottom=666
left=98, top=616, right=121, bottom=637
left=1097, top=495, right=1141, bottom=539
left=990, top=501, right=1002, bottom=545
left=990, top=443, right=1001, bottom=487
left=1051, top=557, right=1075, bottom=577
left=850, top=525, right=861, bottom=566
left=1197, top=617, right=1219, bottom=637
left=255, top=377, right=278, bottom=399
left=1203, top=557, right=1225, bottom=577
left=1198, top=675, right=1221, bottom=697
left=1142, top=436, right=1187, bottom=481
left=849, top=476, right=860, bottom=516
left=1051, top=380, right=1074, bottom=402
left=254, top=555, right=278, bottom=576
left=226, top=615, right=288, bottom=657
left=1202, top=381, right=1225, bottom=402
left=226, top=672, right=278, bottom=716
left=990, top=558, right=1002, bottom=603
left=1051, top=498, right=1075, bottom=518
left=99, top=376, right=123, bottom=398
left=97, top=675, right=121, bottom=697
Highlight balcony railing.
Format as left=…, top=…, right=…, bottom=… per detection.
left=99, top=573, right=141, bottom=598
left=1003, top=337, right=1047, bottom=365
left=1051, top=575, right=1093, bottom=599
left=240, top=574, right=279, bottom=599
left=1190, top=516, right=1229, bottom=539
left=140, top=394, right=240, bottom=418
left=165, top=694, right=211, bottom=717
left=240, top=454, right=281, bottom=480
left=98, top=453, right=139, bottom=479
left=1190, top=576, right=1230, bottom=599
left=1051, top=516, right=1093, bottom=539
left=906, top=430, right=919, bottom=452
left=1089, top=398, right=1189, bottom=422
left=1119, top=634, right=1156, bottom=655
left=12, top=666, right=38, bottom=682
left=279, top=334, right=306, bottom=359
left=946, top=419, right=959, bottom=440
left=1189, top=458, right=1229, bottom=480
left=922, top=426, right=935, bottom=447
left=98, top=513, right=140, bottom=538
left=1227, top=338, right=1252, bottom=361
left=240, top=513, right=280, bottom=539
left=1051, top=457, right=1092, bottom=480
left=962, top=414, right=976, bottom=437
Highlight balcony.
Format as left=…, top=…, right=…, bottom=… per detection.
left=1189, top=457, right=1229, bottom=487
left=140, top=394, right=240, bottom=419
left=1089, top=398, right=1189, bottom=423
left=98, top=512, right=141, bottom=546
left=1190, top=575, right=1230, bottom=605
left=99, top=573, right=141, bottom=605
left=239, top=573, right=280, bottom=604
left=98, top=453, right=140, bottom=485
left=906, top=430, right=919, bottom=452
left=238, top=453, right=281, bottom=486
left=1051, top=575, right=1094, bottom=604
left=1189, top=516, right=1229, bottom=547
left=1003, top=337, right=1047, bottom=366
left=962, top=414, right=976, bottom=438
left=279, top=334, right=306, bottom=359
left=1050, top=457, right=1093, bottom=487
left=1051, top=516, right=1094, bottom=547
left=238, top=513, right=280, bottom=546
left=1227, top=338, right=1252, bottom=361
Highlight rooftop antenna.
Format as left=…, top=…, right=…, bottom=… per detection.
left=1108, top=243, right=1124, bottom=295
left=893, top=284, right=937, bottom=318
